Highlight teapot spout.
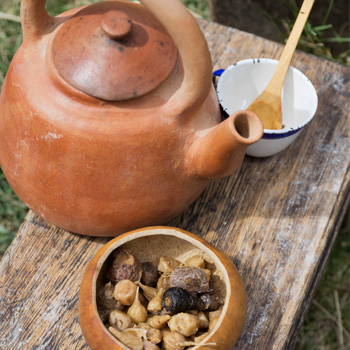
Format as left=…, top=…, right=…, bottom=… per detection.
left=186, top=111, right=263, bottom=179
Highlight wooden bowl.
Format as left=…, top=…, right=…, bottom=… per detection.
left=79, top=226, right=247, bottom=349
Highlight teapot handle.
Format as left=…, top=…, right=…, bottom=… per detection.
left=20, top=0, right=53, bottom=42
left=140, top=0, right=213, bottom=116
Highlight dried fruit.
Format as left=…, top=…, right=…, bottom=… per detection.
left=157, top=275, right=171, bottom=290
left=142, top=262, right=160, bottom=287
left=127, top=287, right=148, bottom=324
left=209, top=310, right=222, bottom=321
left=135, top=281, right=158, bottom=301
left=108, top=310, right=132, bottom=331
left=147, top=288, right=165, bottom=314
left=144, top=340, right=160, bottom=350
left=196, top=311, right=209, bottom=329
left=199, top=291, right=223, bottom=311
left=162, top=287, right=206, bottom=314
left=108, top=250, right=143, bottom=284
left=100, top=252, right=223, bottom=349
left=146, top=314, right=171, bottom=329
left=208, top=315, right=220, bottom=332
left=114, top=279, right=137, bottom=306
left=202, top=269, right=211, bottom=281
left=147, top=327, right=162, bottom=344
left=138, top=323, right=163, bottom=344
left=162, top=331, right=216, bottom=350
left=104, top=282, right=115, bottom=299
left=108, top=327, right=144, bottom=350
left=162, top=331, right=187, bottom=350
left=169, top=266, right=210, bottom=294
left=168, top=313, right=200, bottom=337
left=96, top=282, right=123, bottom=322
left=138, top=289, right=149, bottom=308
left=185, top=255, right=205, bottom=269
left=158, top=256, right=182, bottom=274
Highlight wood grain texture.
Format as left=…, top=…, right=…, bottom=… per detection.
left=0, top=20, right=349, bottom=350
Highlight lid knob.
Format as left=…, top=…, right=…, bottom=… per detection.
left=101, top=10, right=133, bottom=40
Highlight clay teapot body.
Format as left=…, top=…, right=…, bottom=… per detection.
left=0, top=0, right=263, bottom=236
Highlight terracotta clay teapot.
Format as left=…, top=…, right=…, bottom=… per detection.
left=0, top=0, right=263, bottom=236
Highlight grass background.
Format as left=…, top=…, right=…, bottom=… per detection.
left=0, top=0, right=349, bottom=349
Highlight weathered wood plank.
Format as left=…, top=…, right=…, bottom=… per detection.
left=0, top=20, right=349, bottom=350
left=0, top=212, right=104, bottom=349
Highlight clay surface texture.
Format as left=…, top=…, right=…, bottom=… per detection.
left=0, top=0, right=263, bottom=236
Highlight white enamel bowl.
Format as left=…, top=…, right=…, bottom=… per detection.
left=214, top=58, right=318, bottom=157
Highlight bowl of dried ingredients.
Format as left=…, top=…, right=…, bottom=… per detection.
left=79, top=226, right=247, bottom=350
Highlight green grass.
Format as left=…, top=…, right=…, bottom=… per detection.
left=182, top=0, right=211, bottom=19
left=0, top=172, right=27, bottom=253
left=0, top=1, right=349, bottom=349
left=280, top=0, right=349, bottom=66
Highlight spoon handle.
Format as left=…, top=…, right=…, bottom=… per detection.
left=266, top=0, right=315, bottom=94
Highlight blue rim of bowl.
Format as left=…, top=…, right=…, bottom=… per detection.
left=218, top=108, right=303, bottom=139
left=213, top=58, right=318, bottom=140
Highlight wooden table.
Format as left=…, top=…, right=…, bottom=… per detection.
left=0, top=20, right=349, bottom=350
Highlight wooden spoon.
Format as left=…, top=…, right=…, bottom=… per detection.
left=247, top=0, right=315, bottom=129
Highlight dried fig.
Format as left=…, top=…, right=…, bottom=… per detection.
left=107, top=250, right=142, bottom=284
left=142, top=262, right=160, bottom=287
left=96, top=282, right=123, bottom=322
left=169, top=266, right=210, bottom=294
left=199, top=291, right=223, bottom=311
left=162, top=287, right=206, bottom=314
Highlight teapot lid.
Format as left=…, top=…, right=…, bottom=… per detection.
left=52, top=2, right=178, bottom=101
